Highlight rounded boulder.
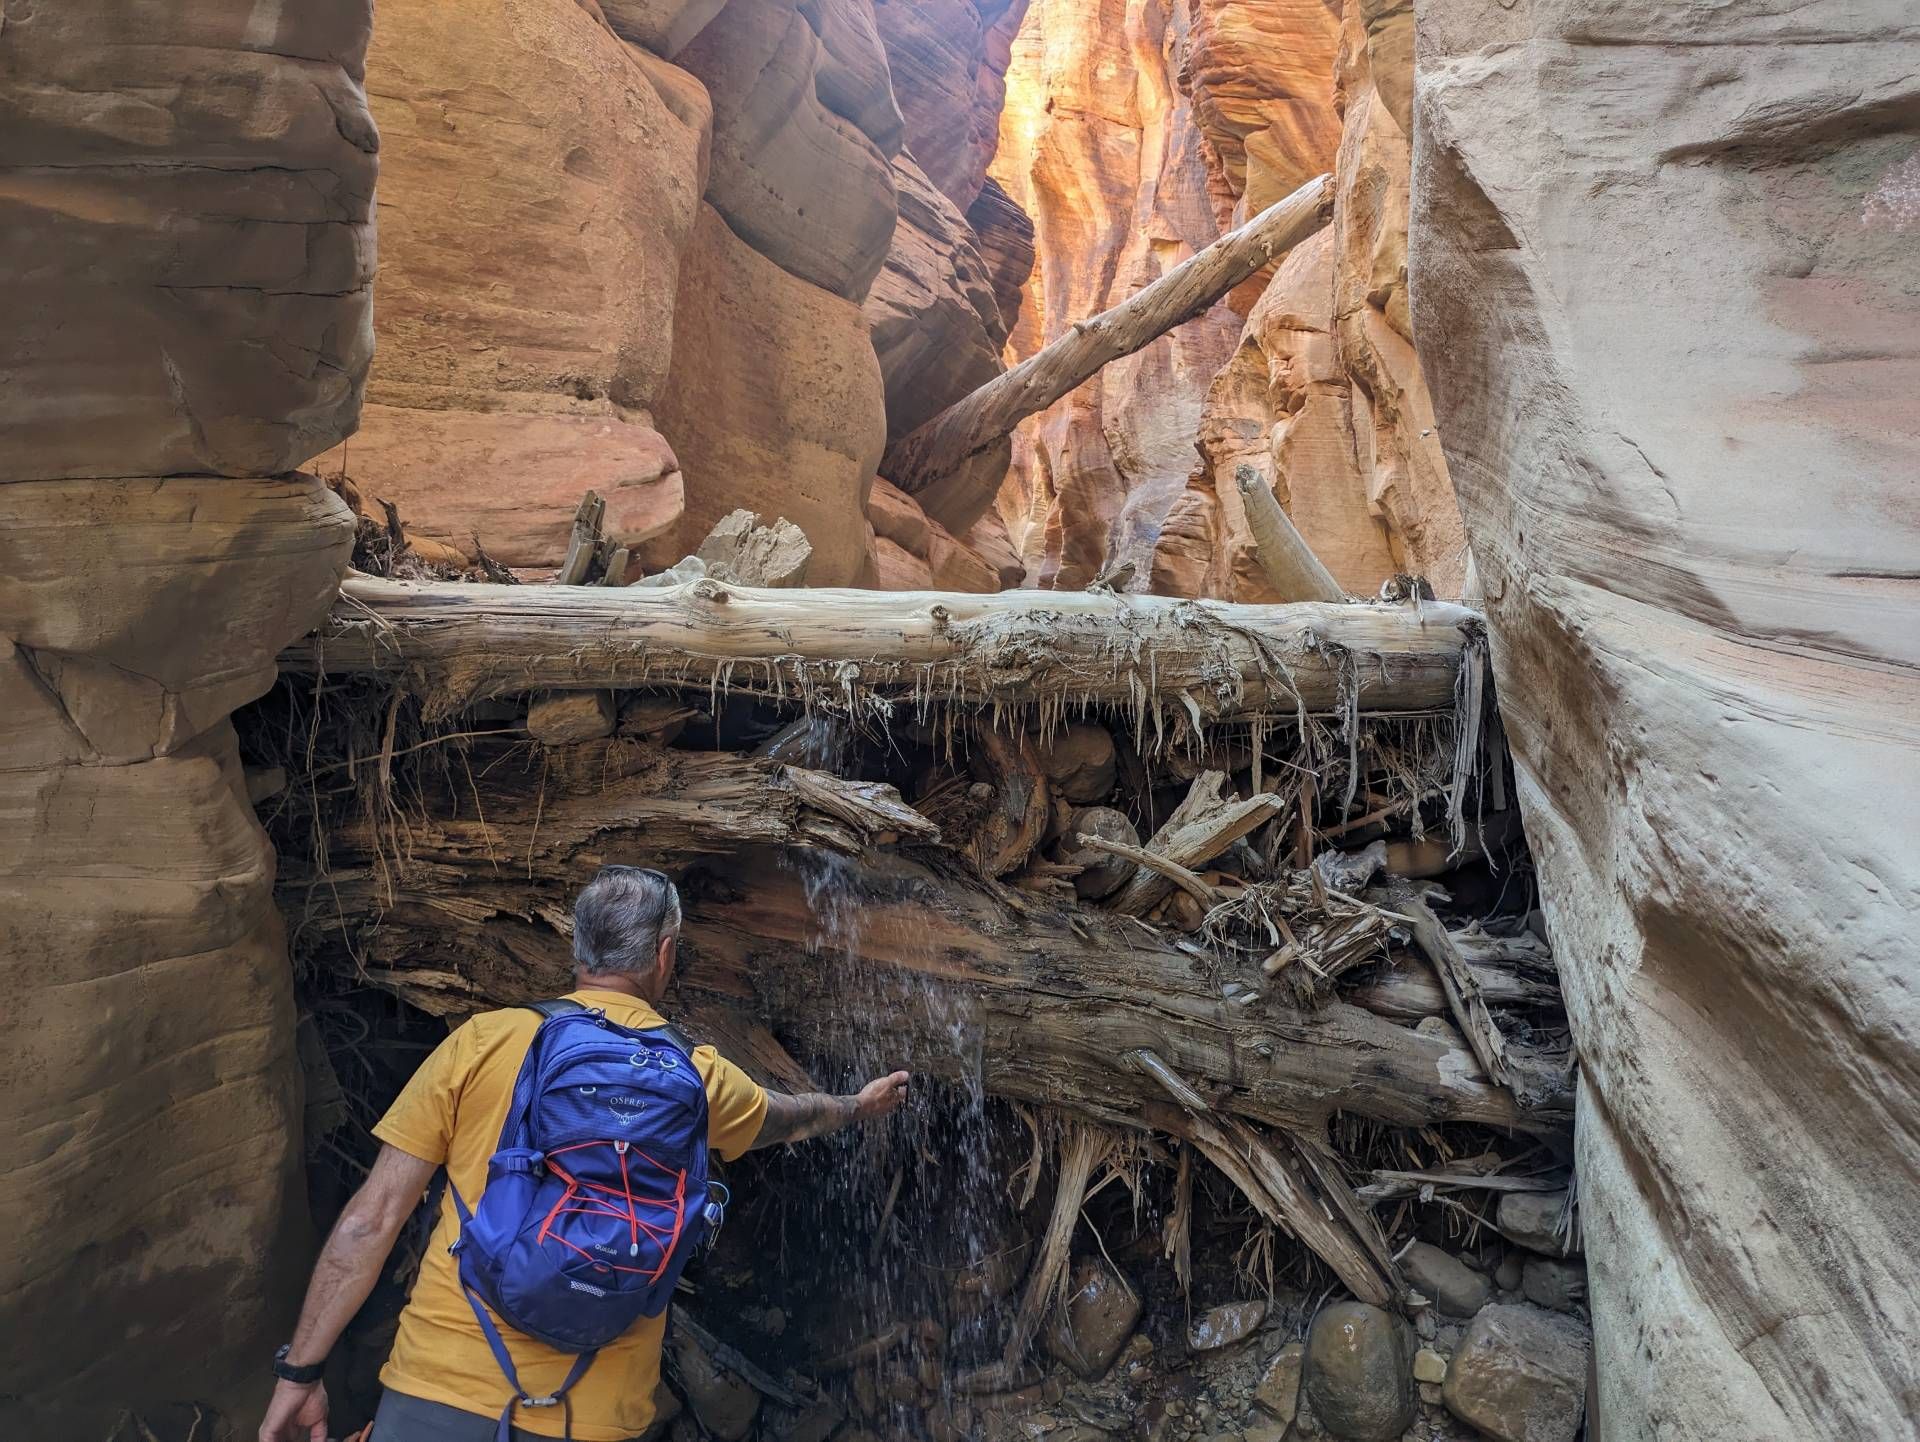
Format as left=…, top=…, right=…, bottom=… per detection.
left=1303, top=1301, right=1417, bottom=1441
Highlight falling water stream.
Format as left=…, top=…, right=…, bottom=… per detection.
left=738, top=844, right=1032, bottom=1428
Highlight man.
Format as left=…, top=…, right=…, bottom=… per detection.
left=260, top=865, right=910, bottom=1442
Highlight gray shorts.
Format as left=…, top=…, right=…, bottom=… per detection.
left=371, top=1389, right=646, bottom=1442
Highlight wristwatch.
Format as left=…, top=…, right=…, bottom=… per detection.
left=272, top=1344, right=326, bottom=1385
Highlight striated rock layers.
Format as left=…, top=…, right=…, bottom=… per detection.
left=657, top=203, right=886, bottom=589
left=870, top=0, right=1036, bottom=352
left=1411, top=0, right=1920, bottom=1435
left=347, top=0, right=705, bottom=571
left=861, top=152, right=1023, bottom=555
left=349, top=0, right=896, bottom=585
left=1153, top=0, right=1467, bottom=602
left=983, top=0, right=1466, bottom=601
left=0, top=1, right=366, bottom=1428
left=861, top=0, right=1036, bottom=567
left=1181, top=0, right=1345, bottom=219
left=874, top=0, right=1030, bottom=213
left=990, top=0, right=1275, bottom=589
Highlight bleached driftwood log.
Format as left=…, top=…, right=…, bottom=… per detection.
left=880, top=175, right=1335, bottom=503
left=281, top=574, right=1479, bottom=723
left=1236, top=465, right=1345, bottom=603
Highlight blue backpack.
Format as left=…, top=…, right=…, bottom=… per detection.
left=446, top=1000, right=728, bottom=1441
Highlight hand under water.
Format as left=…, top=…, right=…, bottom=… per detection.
left=854, top=1070, right=911, bottom=1122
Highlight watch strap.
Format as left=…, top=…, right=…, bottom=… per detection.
left=272, top=1344, right=325, bottom=1385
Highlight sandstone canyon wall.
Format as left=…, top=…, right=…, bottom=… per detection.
left=1410, top=0, right=1920, bottom=1434
left=344, top=0, right=893, bottom=586
left=345, top=0, right=1029, bottom=592
left=0, top=2, right=367, bottom=1427
left=316, top=0, right=1472, bottom=603
left=344, top=0, right=707, bottom=573
left=1156, top=0, right=1468, bottom=602
left=990, top=0, right=1260, bottom=589
left=989, top=0, right=1466, bottom=600
left=863, top=0, right=1038, bottom=574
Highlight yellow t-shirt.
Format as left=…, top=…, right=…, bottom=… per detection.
left=372, top=990, right=768, bottom=1440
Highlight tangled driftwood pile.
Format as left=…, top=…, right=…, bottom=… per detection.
left=258, top=566, right=1571, bottom=1323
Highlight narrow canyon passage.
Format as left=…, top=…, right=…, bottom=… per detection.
left=0, top=1, right=1914, bottom=1441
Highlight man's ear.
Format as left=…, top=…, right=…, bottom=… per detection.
left=655, top=930, right=677, bottom=977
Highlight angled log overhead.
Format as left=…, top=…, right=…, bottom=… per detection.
left=281, top=574, right=1479, bottom=721
left=879, top=174, right=1335, bottom=501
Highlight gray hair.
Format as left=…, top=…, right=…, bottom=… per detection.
left=572, top=866, right=682, bottom=976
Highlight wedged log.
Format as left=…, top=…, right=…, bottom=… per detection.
left=307, top=777, right=1547, bottom=1137
left=318, top=741, right=936, bottom=878
left=682, top=852, right=1551, bottom=1136
left=880, top=175, right=1335, bottom=498
left=1236, top=465, right=1344, bottom=604
left=281, top=574, right=1478, bottom=722
left=1348, top=959, right=1558, bottom=1021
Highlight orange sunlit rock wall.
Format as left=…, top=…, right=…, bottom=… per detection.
left=991, top=0, right=1466, bottom=598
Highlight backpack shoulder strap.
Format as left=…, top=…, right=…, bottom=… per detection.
left=522, top=1000, right=694, bottom=1055
left=645, top=1021, right=697, bottom=1057
left=523, top=998, right=590, bottom=1021
left=495, top=999, right=591, bottom=1151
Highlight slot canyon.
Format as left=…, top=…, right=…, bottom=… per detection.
left=1, top=2, right=1914, bottom=1440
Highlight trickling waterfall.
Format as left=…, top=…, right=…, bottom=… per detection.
left=763, top=847, right=1028, bottom=1415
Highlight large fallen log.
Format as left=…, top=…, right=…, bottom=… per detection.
left=280, top=575, right=1478, bottom=724
left=880, top=174, right=1334, bottom=505
left=297, top=817, right=1540, bottom=1309
left=681, top=852, right=1552, bottom=1138
left=290, top=776, right=1544, bottom=1140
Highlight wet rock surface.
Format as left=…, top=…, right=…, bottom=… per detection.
left=1303, top=1302, right=1417, bottom=1440
left=1402, top=1242, right=1491, bottom=1318
left=1045, top=1258, right=1142, bottom=1381
left=1253, top=1340, right=1305, bottom=1425
left=1189, top=1299, right=1268, bottom=1352
left=1442, top=1304, right=1589, bottom=1442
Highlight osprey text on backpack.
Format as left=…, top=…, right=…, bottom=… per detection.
left=446, top=1000, right=728, bottom=1441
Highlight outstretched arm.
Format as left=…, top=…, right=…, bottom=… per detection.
left=259, top=1143, right=438, bottom=1442
left=750, top=1070, right=910, bottom=1149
